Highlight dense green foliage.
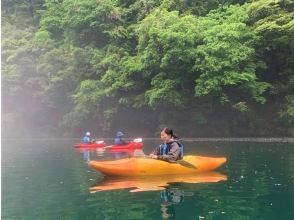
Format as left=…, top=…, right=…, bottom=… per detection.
left=2, top=0, right=294, bottom=137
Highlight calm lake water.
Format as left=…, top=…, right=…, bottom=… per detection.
left=2, top=139, right=294, bottom=219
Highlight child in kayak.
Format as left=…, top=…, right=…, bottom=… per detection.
left=114, top=131, right=128, bottom=145
left=149, top=127, right=183, bottom=162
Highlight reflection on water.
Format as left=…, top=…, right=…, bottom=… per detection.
left=90, top=172, right=227, bottom=192
left=95, top=148, right=105, bottom=157
left=90, top=172, right=227, bottom=219
left=161, top=188, right=185, bottom=204
left=75, top=148, right=101, bottom=162
left=75, top=146, right=141, bottom=162
left=160, top=187, right=188, bottom=220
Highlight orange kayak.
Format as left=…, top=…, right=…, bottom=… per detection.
left=88, top=155, right=227, bottom=176
left=90, top=172, right=227, bottom=193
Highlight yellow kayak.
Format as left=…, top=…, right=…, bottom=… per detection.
left=88, top=155, right=227, bottom=176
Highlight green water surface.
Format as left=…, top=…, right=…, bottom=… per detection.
left=2, top=139, right=294, bottom=219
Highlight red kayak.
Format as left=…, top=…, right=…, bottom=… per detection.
left=74, top=140, right=105, bottom=148
left=104, top=138, right=143, bottom=150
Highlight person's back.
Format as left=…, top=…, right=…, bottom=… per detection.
left=82, top=132, right=91, bottom=144
left=114, top=131, right=127, bottom=145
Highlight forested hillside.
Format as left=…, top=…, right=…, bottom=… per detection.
left=2, top=0, right=294, bottom=138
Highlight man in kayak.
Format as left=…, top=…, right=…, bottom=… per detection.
left=82, top=131, right=91, bottom=144
left=149, top=127, right=183, bottom=162
left=114, top=131, right=128, bottom=145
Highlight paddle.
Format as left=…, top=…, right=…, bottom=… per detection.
left=176, top=160, right=197, bottom=169
left=133, top=150, right=197, bottom=169
left=103, top=145, right=114, bottom=149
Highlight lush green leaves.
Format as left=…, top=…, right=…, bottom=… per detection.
left=194, top=5, right=270, bottom=104
left=2, top=0, right=293, bottom=137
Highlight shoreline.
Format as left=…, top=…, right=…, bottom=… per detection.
left=2, top=137, right=294, bottom=142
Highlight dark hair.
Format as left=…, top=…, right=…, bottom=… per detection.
left=162, top=127, right=179, bottom=139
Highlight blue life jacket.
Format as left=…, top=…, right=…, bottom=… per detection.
left=159, top=143, right=168, bottom=155
left=159, top=141, right=183, bottom=158
left=114, top=137, right=126, bottom=145
left=82, top=136, right=90, bottom=143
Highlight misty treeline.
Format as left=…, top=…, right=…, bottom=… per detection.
left=2, top=0, right=294, bottom=138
